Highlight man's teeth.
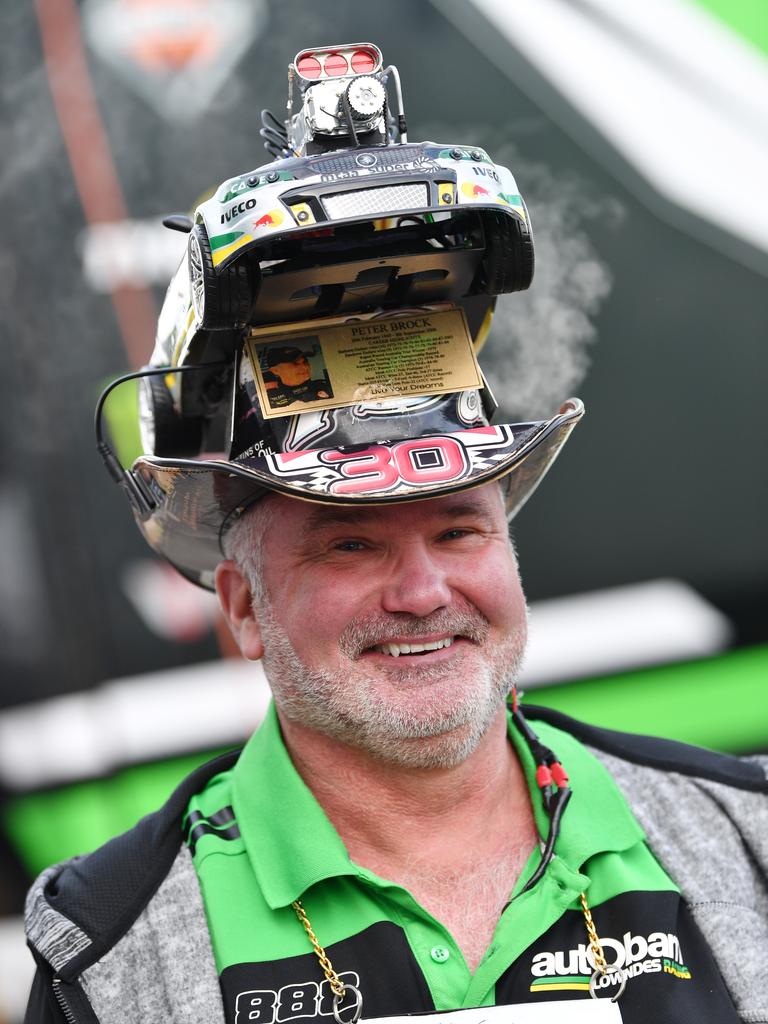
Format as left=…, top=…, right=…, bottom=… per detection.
left=376, top=637, right=455, bottom=657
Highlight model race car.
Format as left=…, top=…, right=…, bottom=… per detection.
left=140, top=42, right=535, bottom=459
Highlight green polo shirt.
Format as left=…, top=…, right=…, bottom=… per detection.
left=185, top=704, right=739, bottom=1024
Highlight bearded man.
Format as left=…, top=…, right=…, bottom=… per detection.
left=24, top=475, right=768, bottom=1024
left=23, top=37, right=768, bottom=1020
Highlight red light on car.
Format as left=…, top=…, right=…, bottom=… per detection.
left=351, top=49, right=376, bottom=74
left=296, top=54, right=322, bottom=79
left=324, top=52, right=348, bottom=77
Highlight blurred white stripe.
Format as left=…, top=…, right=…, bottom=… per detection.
left=455, top=0, right=768, bottom=255
left=0, top=659, right=270, bottom=791
left=521, top=577, right=732, bottom=686
left=577, top=0, right=768, bottom=126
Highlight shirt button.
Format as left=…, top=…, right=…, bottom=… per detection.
left=430, top=945, right=450, bottom=963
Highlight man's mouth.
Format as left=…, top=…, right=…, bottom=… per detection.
left=373, top=636, right=456, bottom=658
left=340, top=607, right=489, bottom=661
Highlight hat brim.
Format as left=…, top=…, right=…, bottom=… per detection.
left=132, top=399, right=583, bottom=590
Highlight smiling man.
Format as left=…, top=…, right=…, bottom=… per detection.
left=23, top=70, right=768, bottom=1024
left=214, top=487, right=536, bottom=978
left=24, top=385, right=768, bottom=1024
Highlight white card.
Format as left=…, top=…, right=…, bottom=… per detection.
left=367, top=999, right=622, bottom=1024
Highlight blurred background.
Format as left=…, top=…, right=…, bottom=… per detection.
left=1, top=0, right=766, bottom=1018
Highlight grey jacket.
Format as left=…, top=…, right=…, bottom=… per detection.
left=24, top=707, right=768, bottom=1024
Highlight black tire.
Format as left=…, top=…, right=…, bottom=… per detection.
left=138, top=374, right=204, bottom=458
left=477, top=209, right=535, bottom=295
left=188, top=223, right=256, bottom=329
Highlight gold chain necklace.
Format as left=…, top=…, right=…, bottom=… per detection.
left=292, top=899, right=361, bottom=1023
left=293, top=888, right=625, bottom=1022
left=579, top=892, right=626, bottom=999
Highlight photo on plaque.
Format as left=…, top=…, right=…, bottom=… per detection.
left=258, top=338, right=334, bottom=412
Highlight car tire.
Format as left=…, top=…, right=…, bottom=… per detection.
left=138, top=373, right=204, bottom=458
left=188, top=223, right=256, bottom=329
left=478, top=209, right=535, bottom=294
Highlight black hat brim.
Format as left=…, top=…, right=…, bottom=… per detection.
left=131, top=399, right=584, bottom=590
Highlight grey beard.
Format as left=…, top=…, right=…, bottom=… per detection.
left=258, top=600, right=528, bottom=769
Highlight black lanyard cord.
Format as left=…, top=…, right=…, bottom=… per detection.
left=518, top=786, right=572, bottom=895
left=510, top=698, right=572, bottom=896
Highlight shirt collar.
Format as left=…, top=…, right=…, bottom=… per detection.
left=232, top=703, right=356, bottom=909
left=232, top=702, right=645, bottom=909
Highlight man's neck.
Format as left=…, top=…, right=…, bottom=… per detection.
left=279, top=709, right=525, bottom=854
left=276, top=708, right=538, bottom=971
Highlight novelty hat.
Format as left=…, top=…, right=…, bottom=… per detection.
left=98, top=41, right=584, bottom=589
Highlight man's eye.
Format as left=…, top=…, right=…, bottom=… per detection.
left=333, top=540, right=367, bottom=552
left=441, top=528, right=471, bottom=541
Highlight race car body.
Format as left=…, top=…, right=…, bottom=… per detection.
left=203, top=141, right=528, bottom=273
left=141, top=43, right=534, bottom=459
left=158, top=140, right=532, bottom=373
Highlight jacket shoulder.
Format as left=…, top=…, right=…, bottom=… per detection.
left=25, top=748, right=241, bottom=976
left=524, top=704, right=768, bottom=791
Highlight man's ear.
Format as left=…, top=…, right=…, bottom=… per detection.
left=214, top=560, right=265, bottom=661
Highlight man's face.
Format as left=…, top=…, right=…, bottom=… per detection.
left=271, top=354, right=310, bottom=387
left=230, top=484, right=528, bottom=768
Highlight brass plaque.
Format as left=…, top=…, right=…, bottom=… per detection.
left=246, top=307, right=482, bottom=420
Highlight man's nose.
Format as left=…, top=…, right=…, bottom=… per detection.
left=380, top=544, right=452, bottom=617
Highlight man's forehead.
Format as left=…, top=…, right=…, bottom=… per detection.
left=297, top=488, right=504, bottom=532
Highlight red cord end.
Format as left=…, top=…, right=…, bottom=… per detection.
left=535, top=764, right=553, bottom=788
left=551, top=761, right=569, bottom=787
